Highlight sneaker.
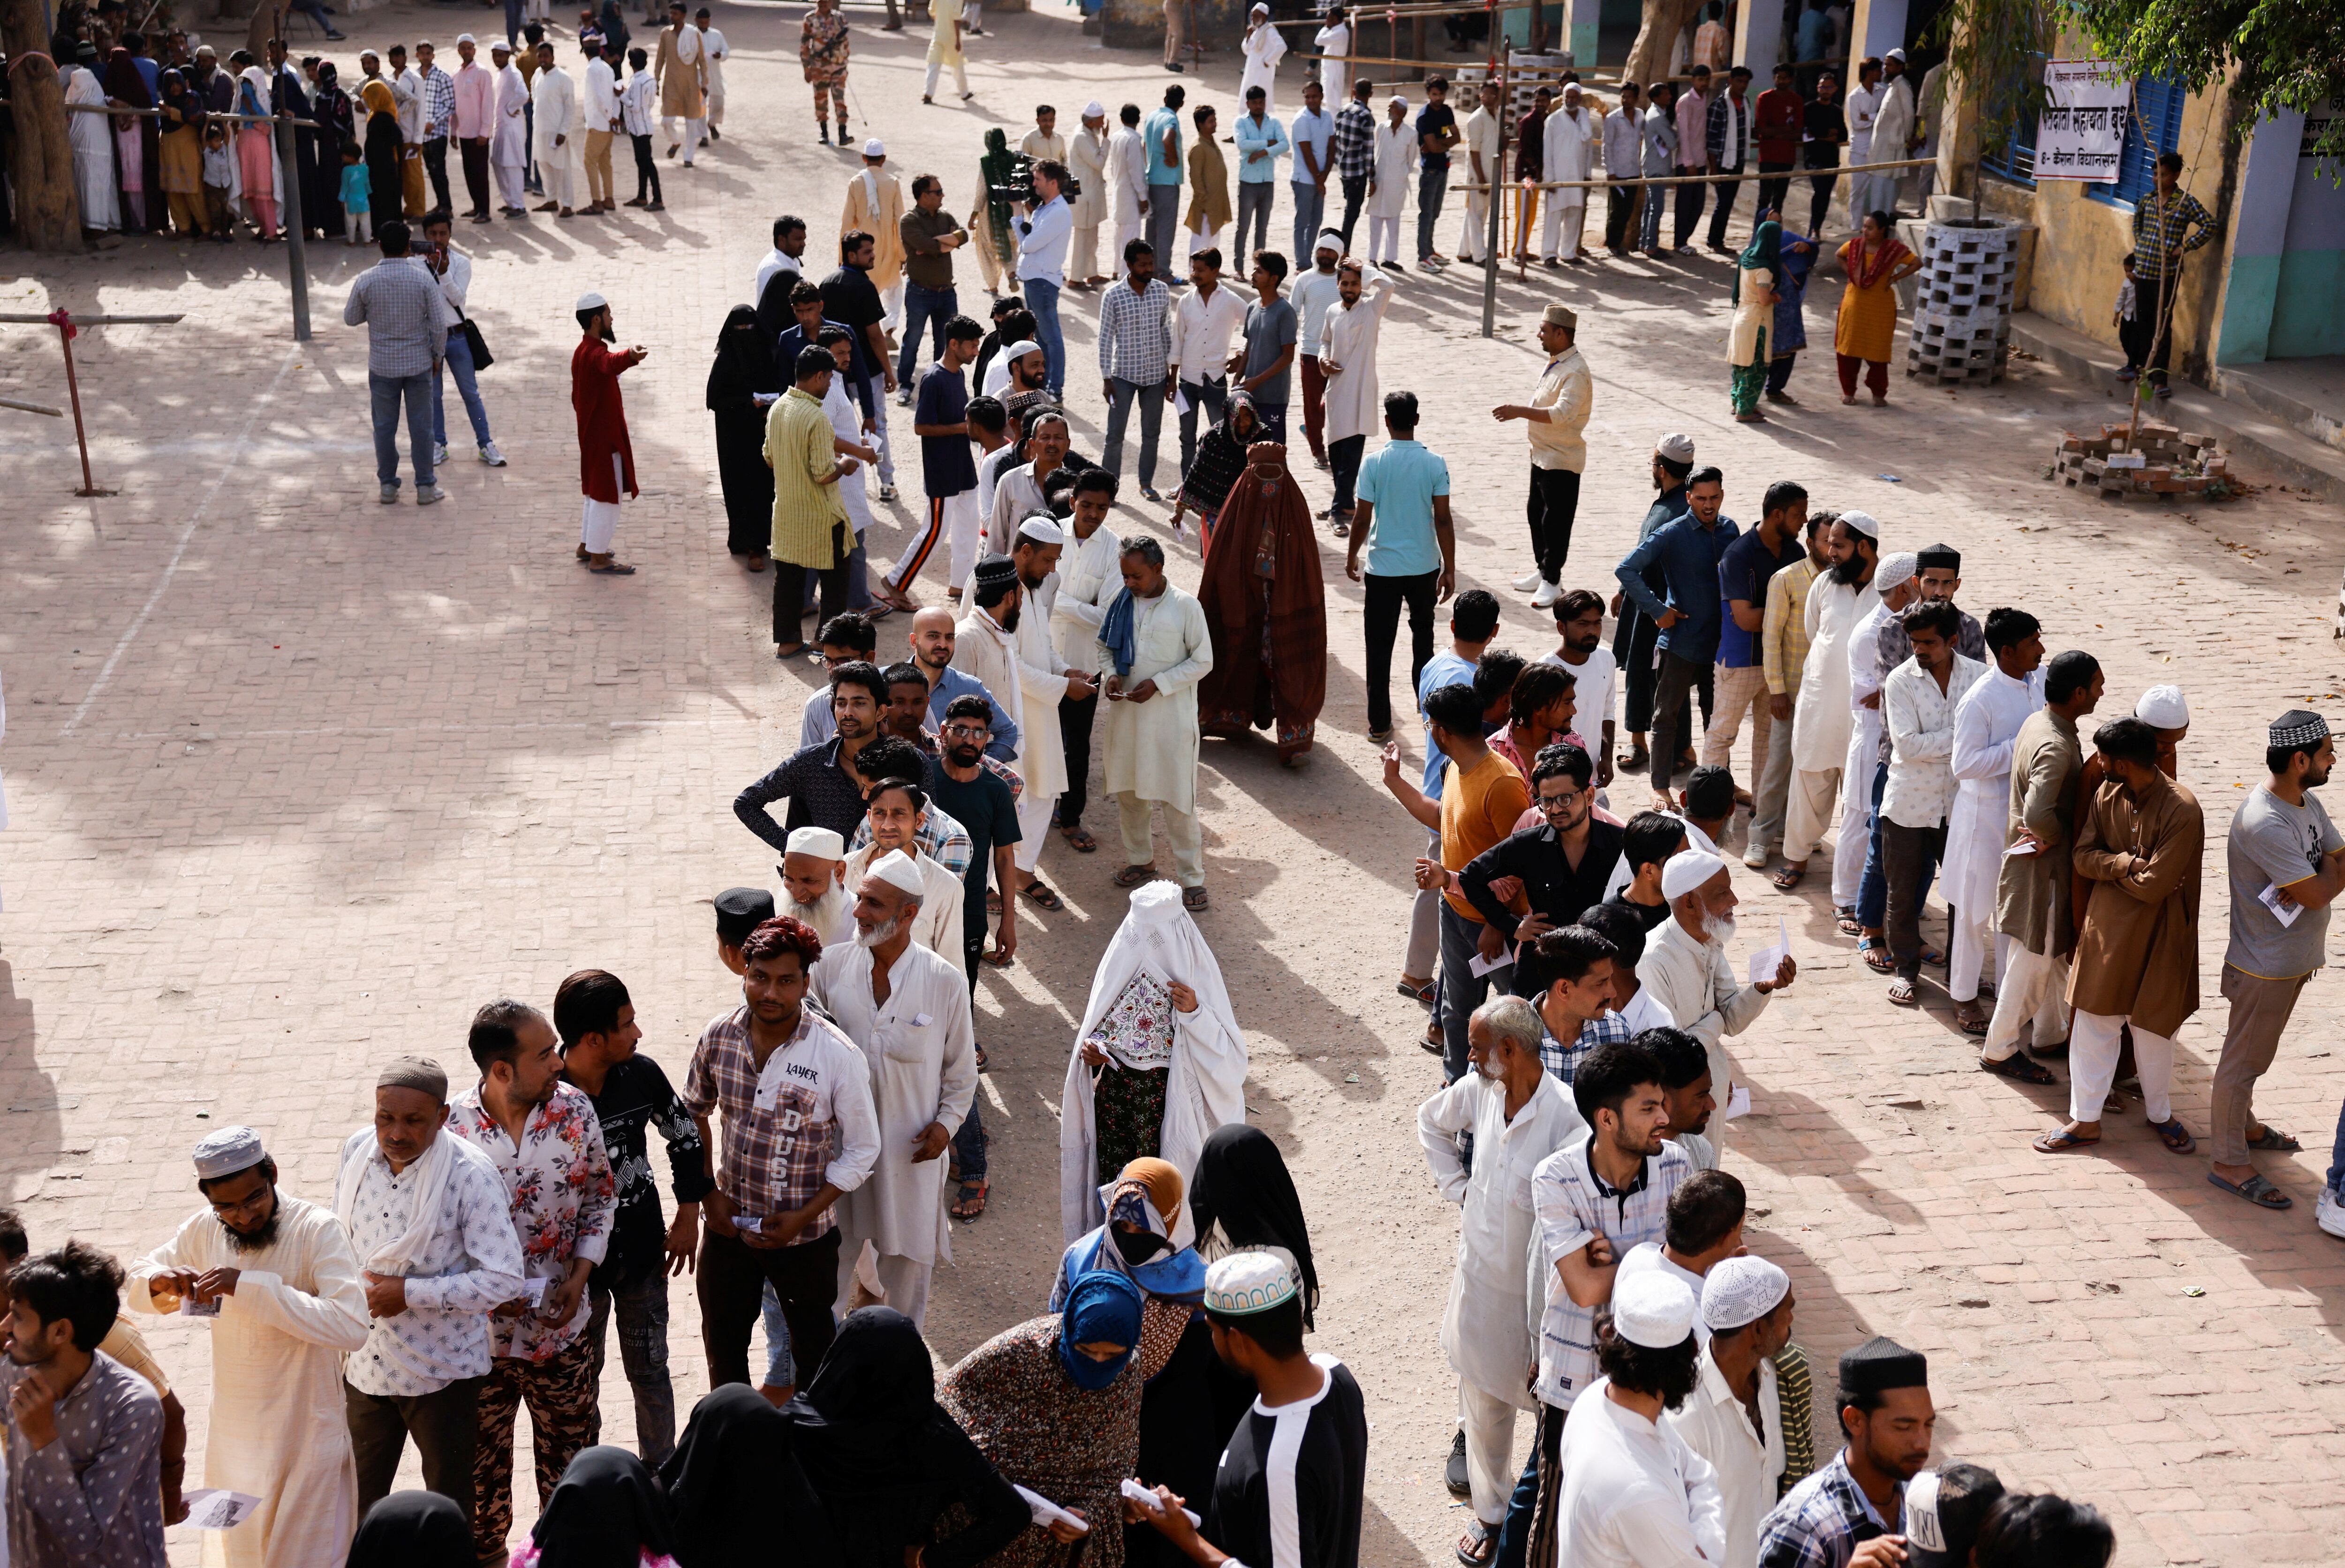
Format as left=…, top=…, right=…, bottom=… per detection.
left=479, top=442, right=507, bottom=467
left=1531, top=579, right=1560, bottom=609
left=1512, top=570, right=1542, bottom=592
left=1445, top=1430, right=1470, bottom=1499
left=1743, top=842, right=1770, bottom=869
left=415, top=483, right=446, bottom=505
left=877, top=483, right=898, bottom=502
left=379, top=482, right=400, bottom=504
left=433, top=442, right=449, bottom=467
left=896, top=386, right=914, bottom=407
left=2318, top=1189, right=2345, bottom=1240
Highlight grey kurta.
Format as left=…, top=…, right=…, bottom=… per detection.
left=1995, top=708, right=2083, bottom=958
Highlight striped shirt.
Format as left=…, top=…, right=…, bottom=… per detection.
left=1531, top=1131, right=1691, bottom=1408
left=1097, top=275, right=1173, bottom=385
left=2129, top=187, right=2216, bottom=281
left=1539, top=1010, right=1634, bottom=1085
left=419, top=63, right=456, bottom=139
left=1761, top=554, right=1819, bottom=698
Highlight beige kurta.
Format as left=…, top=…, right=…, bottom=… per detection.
left=1996, top=708, right=2084, bottom=957
left=655, top=23, right=706, bottom=118
left=1020, top=127, right=1068, bottom=164
left=2067, top=771, right=2203, bottom=1036
left=1098, top=584, right=1214, bottom=814
left=844, top=166, right=908, bottom=292
left=1316, top=271, right=1393, bottom=445
left=1067, top=126, right=1112, bottom=231
left=127, top=1197, right=370, bottom=1568
left=843, top=839, right=966, bottom=957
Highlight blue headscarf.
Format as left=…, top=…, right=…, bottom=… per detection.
left=1057, top=1270, right=1146, bottom=1392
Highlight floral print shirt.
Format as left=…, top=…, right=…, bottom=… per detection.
left=446, top=1083, right=618, bottom=1363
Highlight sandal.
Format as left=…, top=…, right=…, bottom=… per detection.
left=2209, top=1171, right=2292, bottom=1209
left=1920, top=945, right=1945, bottom=966
left=1834, top=907, right=1864, bottom=936
left=2247, top=1126, right=2303, bottom=1152
left=1887, top=977, right=1920, bottom=1006
left=1770, top=865, right=1805, bottom=890
left=589, top=561, right=638, bottom=574
left=980, top=945, right=1014, bottom=968
left=1859, top=936, right=1894, bottom=974
left=951, top=1178, right=988, bottom=1222
left=1112, top=863, right=1159, bottom=889
left=1059, top=825, right=1099, bottom=853
left=1456, top=1522, right=1496, bottom=1568
left=1019, top=879, right=1065, bottom=912
left=2033, top=1128, right=2101, bottom=1153
left=986, top=890, right=1003, bottom=916
left=1398, top=976, right=1435, bottom=1003
left=2150, top=1117, right=2196, bottom=1154
left=1980, top=1052, right=2056, bottom=1085
left=1953, top=1002, right=1990, bottom=1036
left=1182, top=885, right=1209, bottom=911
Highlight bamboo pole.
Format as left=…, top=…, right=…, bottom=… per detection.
left=1454, top=155, right=1936, bottom=193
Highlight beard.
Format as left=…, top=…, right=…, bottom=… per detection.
left=786, top=882, right=852, bottom=942
left=997, top=601, right=1022, bottom=633
left=946, top=743, right=985, bottom=769
left=1704, top=912, right=1738, bottom=949
left=222, top=1197, right=283, bottom=1255
left=1829, top=550, right=1873, bottom=586
left=599, top=317, right=617, bottom=343
left=855, top=913, right=904, bottom=948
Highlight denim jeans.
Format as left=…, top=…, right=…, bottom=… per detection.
left=432, top=329, right=492, bottom=449
left=756, top=1281, right=795, bottom=1389
left=1023, top=276, right=1065, bottom=398
left=1494, top=1404, right=1564, bottom=1568
left=369, top=369, right=435, bottom=490
left=1338, top=173, right=1368, bottom=247
left=1177, top=374, right=1227, bottom=473
left=1417, top=162, right=1450, bottom=260
left=1290, top=181, right=1326, bottom=260
left=1235, top=180, right=1276, bottom=259
left=1104, top=377, right=1165, bottom=488
left=1438, top=900, right=1496, bottom=1082
left=1328, top=431, right=1365, bottom=515
left=897, top=280, right=959, bottom=385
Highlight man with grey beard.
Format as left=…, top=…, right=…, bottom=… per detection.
left=779, top=825, right=856, bottom=947
left=808, top=852, right=977, bottom=1327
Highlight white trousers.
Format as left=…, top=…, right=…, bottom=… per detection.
left=1456, top=190, right=1490, bottom=261
left=1118, top=792, right=1204, bottom=886
left=833, top=1235, right=934, bottom=1328
left=1014, top=790, right=1055, bottom=874
left=1982, top=944, right=2072, bottom=1062
left=1113, top=217, right=1146, bottom=268
left=493, top=158, right=526, bottom=210
left=1782, top=766, right=1839, bottom=872
left=881, top=281, right=905, bottom=335
left=1542, top=195, right=1586, bottom=261
left=867, top=400, right=896, bottom=486
left=886, top=486, right=980, bottom=593
left=2069, top=1010, right=2175, bottom=1126
left=1947, top=908, right=2004, bottom=1003
left=1368, top=215, right=1399, bottom=263
left=541, top=159, right=576, bottom=210
left=1188, top=219, right=1220, bottom=262
left=1071, top=223, right=1100, bottom=280
left=1832, top=761, right=1873, bottom=909
left=923, top=58, right=969, bottom=98
left=1458, top=1380, right=1520, bottom=1529
left=662, top=116, right=704, bottom=162
left=581, top=497, right=620, bottom=554
left=707, top=83, right=725, bottom=126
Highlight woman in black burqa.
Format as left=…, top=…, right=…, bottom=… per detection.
left=706, top=303, right=781, bottom=564
left=1183, top=1123, right=1322, bottom=1453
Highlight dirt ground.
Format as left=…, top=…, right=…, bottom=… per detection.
left=3, top=3, right=2345, bottom=1562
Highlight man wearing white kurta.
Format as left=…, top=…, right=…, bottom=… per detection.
left=1418, top=997, right=1584, bottom=1556
left=1108, top=107, right=1150, bottom=265
left=491, top=44, right=530, bottom=213
left=1541, top=86, right=1595, bottom=263
left=843, top=799, right=966, bottom=958
left=129, top=1128, right=371, bottom=1568
left=1838, top=551, right=1919, bottom=914
left=1239, top=4, right=1287, bottom=118
left=954, top=545, right=1087, bottom=891
left=1368, top=98, right=1415, bottom=265
left=1665, top=1257, right=1794, bottom=1568
left=1868, top=55, right=1916, bottom=218
left=581, top=45, right=621, bottom=214
left=811, top=852, right=977, bottom=1329
left=530, top=44, right=583, bottom=216
left=1099, top=538, right=1215, bottom=898
left=1644, top=850, right=1792, bottom=1110
left=1781, top=512, right=1882, bottom=890
left=1068, top=104, right=1113, bottom=286
left=1315, top=262, right=1392, bottom=474
left=1942, top=616, right=2045, bottom=1029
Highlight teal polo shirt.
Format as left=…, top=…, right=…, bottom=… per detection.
left=1355, top=438, right=1450, bottom=578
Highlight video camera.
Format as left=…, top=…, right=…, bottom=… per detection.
left=987, top=151, right=1081, bottom=207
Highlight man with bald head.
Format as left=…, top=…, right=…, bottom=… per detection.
left=809, top=851, right=977, bottom=1324
left=1641, top=850, right=1795, bottom=1115
left=335, top=1055, right=526, bottom=1526
left=908, top=603, right=1021, bottom=761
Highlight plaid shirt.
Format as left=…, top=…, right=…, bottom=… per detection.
left=1539, top=1009, right=1634, bottom=1085
left=682, top=1003, right=879, bottom=1240
left=1757, top=1451, right=1899, bottom=1568
left=1761, top=555, right=1819, bottom=697
left=1098, top=275, right=1172, bottom=384
left=1531, top=1131, right=1689, bottom=1408
left=419, top=63, right=456, bottom=139
left=342, top=257, right=455, bottom=379
left=2130, top=187, right=2216, bottom=281
left=1331, top=99, right=1376, bottom=180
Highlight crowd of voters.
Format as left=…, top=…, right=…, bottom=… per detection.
left=0, top=1, right=2300, bottom=1567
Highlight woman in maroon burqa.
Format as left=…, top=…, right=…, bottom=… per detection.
left=1196, top=442, right=1327, bottom=764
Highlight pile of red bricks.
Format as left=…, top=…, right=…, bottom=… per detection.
left=2052, top=420, right=2232, bottom=499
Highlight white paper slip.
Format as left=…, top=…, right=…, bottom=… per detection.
left=1018, top=1485, right=1092, bottom=1535
left=1746, top=918, right=1791, bottom=986
left=734, top=1216, right=762, bottom=1235
left=1722, top=1083, right=1752, bottom=1121
left=2259, top=883, right=2304, bottom=928
left=522, top=1277, right=550, bottom=1308
left=2003, top=840, right=2040, bottom=858
left=1468, top=949, right=1513, bottom=979
left=1121, top=1477, right=1203, bottom=1527
left=1173, top=387, right=1191, bottom=416
left=181, top=1490, right=263, bottom=1530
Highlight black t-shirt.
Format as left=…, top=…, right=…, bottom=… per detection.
left=928, top=763, right=1020, bottom=940
left=1415, top=102, right=1456, bottom=168
left=1598, top=891, right=1673, bottom=933
left=1206, top=1357, right=1368, bottom=1568
left=566, top=1055, right=716, bottom=1289
left=819, top=264, right=886, bottom=380
left=917, top=364, right=977, bottom=497
left=1803, top=99, right=1846, bottom=149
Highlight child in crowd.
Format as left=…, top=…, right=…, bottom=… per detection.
left=2114, top=252, right=2147, bottom=383
left=200, top=122, right=235, bottom=243
left=340, top=140, right=372, bottom=246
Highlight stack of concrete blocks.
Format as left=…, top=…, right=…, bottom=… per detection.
left=2052, top=421, right=2232, bottom=500
left=1906, top=219, right=2018, bottom=385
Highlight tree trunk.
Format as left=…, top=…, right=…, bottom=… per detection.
left=1624, top=0, right=1703, bottom=92
left=2, top=0, right=84, bottom=249
left=246, top=0, right=287, bottom=65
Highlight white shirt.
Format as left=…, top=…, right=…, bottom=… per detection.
left=1617, top=985, right=1672, bottom=1035
left=1462, top=104, right=1501, bottom=180
left=700, top=24, right=727, bottom=89
left=1055, top=521, right=1126, bottom=672
left=431, top=245, right=474, bottom=317
left=1289, top=268, right=1343, bottom=366
left=1872, top=75, right=1916, bottom=162
left=1167, top=278, right=1248, bottom=382
left=756, top=247, right=804, bottom=307
left=1545, top=645, right=1617, bottom=741
left=1014, top=194, right=1073, bottom=286
left=1601, top=103, right=1642, bottom=179
left=583, top=55, right=620, bottom=128
left=1846, top=81, right=1883, bottom=161
left=1664, top=1351, right=1786, bottom=1568
left=1531, top=1133, right=1690, bottom=1408
left=1882, top=653, right=1988, bottom=830
left=620, top=69, right=657, bottom=138
left=1555, top=1380, right=1730, bottom=1568
left=1940, top=665, right=2046, bottom=915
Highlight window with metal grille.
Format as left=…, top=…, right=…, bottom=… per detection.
left=2091, top=75, right=2184, bottom=208
left=1979, top=51, right=2047, bottom=186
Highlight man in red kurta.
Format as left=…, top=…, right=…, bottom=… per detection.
left=1753, top=64, right=1806, bottom=227
left=574, top=290, right=648, bottom=574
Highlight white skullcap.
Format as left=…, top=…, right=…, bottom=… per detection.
left=1203, top=1250, right=1299, bottom=1315
left=1885, top=46, right=1907, bottom=61
left=1083, top=101, right=1106, bottom=119
left=1701, top=1256, right=1791, bottom=1333
left=2135, top=684, right=2189, bottom=729
left=1873, top=550, right=1919, bottom=592
left=1004, top=338, right=1044, bottom=360
left=456, top=31, right=477, bottom=44
left=1015, top=515, right=1067, bottom=546
left=864, top=849, right=928, bottom=898
left=1656, top=431, right=1696, bottom=464
left=1388, top=93, right=1408, bottom=107
left=492, top=38, right=511, bottom=50
left=1660, top=848, right=1728, bottom=901
left=1251, top=2, right=1270, bottom=11
left=192, top=1125, right=268, bottom=1180
left=786, top=825, right=846, bottom=860
left=1612, top=1271, right=1698, bottom=1349
left=575, top=291, right=608, bottom=312
left=1838, top=509, right=1881, bottom=539
left=862, top=137, right=886, bottom=158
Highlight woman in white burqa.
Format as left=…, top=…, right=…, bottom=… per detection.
left=1059, top=879, right=1248, bottom=1242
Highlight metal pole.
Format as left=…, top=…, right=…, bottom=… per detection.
left=1480, top=39, right=1504, bottom=338
left=276, top=110, right=313, bottom=342
left=53, top=315, right=110, bottom=497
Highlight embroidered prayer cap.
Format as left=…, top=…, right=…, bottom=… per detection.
left=1203, top=1250, right=1299, bottom=1315
left=785, top=828, right=845, bottom=861
left=2270, top=709, right=2329, bottom=749
left=1838, top=1334, right=1928, bottom=1397
left=1117, top=1156, right=1185, bottom=1221
left=1701, top=1255, right=1791, bottom=1332
left=1873, top=550, right=1919, bottom=592
left=377, top=1055, right=450, bottom=1101
left=1914, top=542, right=1960, bottom=571
left=863, top=138, right=886, bottom=158
left=1083, top=101, right=1106, bottom=119
left=865, top=850, right=928, bottom=898
left=2134, top=684, right=2189, bottom=729
left=1655, top=431, right=1696, bottom=465
left=715, top=887, right=777, bottom=946
left=192, top=1125, right=269, bottom=1181
left=1611, top=1270, right=1698, bottom=1349
left=575, top=291, right=609, bottom=313
left=1660, top=848, right=1728, bottom=901
left=973, top=555, right=1020, bottom=593
left=1016, top=515, right=1067, bottom=547
left=1003, top=339, right=1044, bottom=361
left=1838, top=509, right=1881, bottom=539
left=1542, top=304, right=1578, bottom=331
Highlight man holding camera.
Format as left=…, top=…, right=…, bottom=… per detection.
left=1012, top=159, right=1075, bottom=401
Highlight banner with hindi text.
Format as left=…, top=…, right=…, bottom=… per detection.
left=2033, top=60, right=2129, bottom=182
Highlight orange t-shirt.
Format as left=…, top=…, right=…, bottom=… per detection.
left=1442, top=749, right=1530, bottom=920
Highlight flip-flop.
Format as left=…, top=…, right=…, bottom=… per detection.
left=1182, top=885, right=1209, bottom=911
left=951, top=1179, right=988, bottom=1222
left=2150, top=1117, right=2196, bottom=1153
left=980, top=946, right=1014, bottom=968
left=2247, top=1126, right=2303, bottom=1152
left=1059, top=826, right=1099, bottom=852
left=2209, top=1171, right=2292, bottom=1209
left=1921, top=945, right=1945, bottom=965
left=1112, top=863, right=1159, bottom=889
left=1770, top=866, right=1805, bottom=890
left=1980, top=1052, right=2056, bottom=1085
left=1455, top=1522, right=1496, bottom=1568
left=589, top=562, right=637, bottom=574
left=1019, top=879, right=1065, bottom=912
left=1859, top=936, right=1894, bottom=973
left=1887, top=977, right=1920, bottom=1006
left=2033, top=1129, right=2101, bottom=1153
left=1834, top=908, right=1864, bottom=936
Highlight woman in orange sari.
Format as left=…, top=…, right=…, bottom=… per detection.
left=1832, top=210, right=1922, bottom=406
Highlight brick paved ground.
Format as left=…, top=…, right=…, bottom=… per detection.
left=3, top=7, right=2343, bottom=1562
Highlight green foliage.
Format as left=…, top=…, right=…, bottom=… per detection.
left=2068, top=0, right=2345, bottom=164
left=1925, top=0, right=2058, bottom=169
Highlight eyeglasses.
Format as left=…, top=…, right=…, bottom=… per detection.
left=1536, top=790, right=1584, bottom=814
left=942, top=724, right=991, bottom=741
